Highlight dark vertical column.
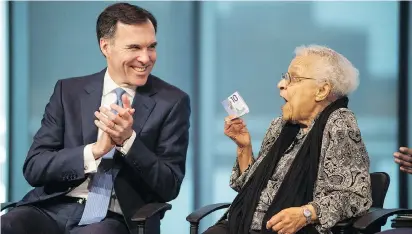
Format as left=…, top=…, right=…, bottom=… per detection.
left=398, top=1, right=409, bottom=209
left=192, top=0, right=201, bottom=210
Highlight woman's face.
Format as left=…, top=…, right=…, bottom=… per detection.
left=278, top=55, right=327, bottom=125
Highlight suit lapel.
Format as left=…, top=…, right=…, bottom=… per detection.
left=131, top=76, right=158, bottom=134
left=131, top=92, right=156, bottom=134
left=81, top=71, right=104, bottom=144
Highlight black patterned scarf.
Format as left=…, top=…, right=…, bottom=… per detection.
left=227, top=97, right=349, bottom=234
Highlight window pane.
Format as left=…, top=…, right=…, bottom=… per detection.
left=10, top=2, right=194, bottom=232
left=408, top=2, right=412, bottom=205
left=0, top=0, right=8, bottom=209
left=199, top=1, right=399, bottom=231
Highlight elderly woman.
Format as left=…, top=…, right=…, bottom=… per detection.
left=204, top=45, right=372, bottom=234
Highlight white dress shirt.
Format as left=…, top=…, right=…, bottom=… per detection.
left=66, top=70, right=137, bottom=214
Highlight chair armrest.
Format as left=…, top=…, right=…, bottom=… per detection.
left=1, top=202, right=17, bottom=211
left=333, top=207, right=381, bottom=229
left=186, top=203, right=231, bottom=224
left=131, top=203, right=172, bottom=222
left=333, top=217, right=356, bottom=228
left=353, top=208, right=412, bottom=231
left=392, top=213, right=412, bottom=228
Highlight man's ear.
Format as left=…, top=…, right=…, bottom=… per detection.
left=315, top=82, right=331, bottom=102
left=99, top=38, right=110, bottom=57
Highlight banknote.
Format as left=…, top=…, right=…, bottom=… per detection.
left=221, top=91, right=249, bottom=118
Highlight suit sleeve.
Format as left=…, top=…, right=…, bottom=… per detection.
left=23, top=80, right=86, bottom=187
left=124, top=94, right=191, bottom=202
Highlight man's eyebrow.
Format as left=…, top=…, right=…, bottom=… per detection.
left=125, top=44, right=141, bottom=49
left=125, top=42, right=157, bottom=49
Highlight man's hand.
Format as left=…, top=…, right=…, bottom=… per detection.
left=394, top=147, right=412, bottom=174
left=91, top=131, right=115, bottom=160
left=266, top=207, right=310, bottom=234
left=94, top=94, right=135, bottom=146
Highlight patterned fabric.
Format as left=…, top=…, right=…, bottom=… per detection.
left=229, top=108, right=372, bottom=233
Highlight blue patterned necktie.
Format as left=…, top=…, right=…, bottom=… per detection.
left=78, top=87, right=126, bottom=225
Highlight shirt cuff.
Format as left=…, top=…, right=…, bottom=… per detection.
left=83, top=144, right=98, bottom=173
left=116, top=131, right=136, bottom=155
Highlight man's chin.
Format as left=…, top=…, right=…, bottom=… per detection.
left=129, top=74, right=148, bottom=86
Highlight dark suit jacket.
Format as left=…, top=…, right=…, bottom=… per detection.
left=17, top=69, right=191, bottom=233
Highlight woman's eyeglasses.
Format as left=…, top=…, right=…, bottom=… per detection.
left=281, top=72, right=316, bottom=86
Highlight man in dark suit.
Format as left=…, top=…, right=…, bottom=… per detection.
left=1, top=2, right=190, bottom=234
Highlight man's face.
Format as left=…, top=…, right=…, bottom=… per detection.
left=100, top=20, right=157, bottom=87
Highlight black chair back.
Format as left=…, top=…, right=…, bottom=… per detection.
left=331, top=172, right=390, bottom=234
left=370, top=172, right=390, bottom=208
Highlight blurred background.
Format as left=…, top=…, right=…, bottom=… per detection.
left=1, top=1, right=411, bottom=233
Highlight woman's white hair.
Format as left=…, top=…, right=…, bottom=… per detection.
left=294, top=44, right=359, bottom=97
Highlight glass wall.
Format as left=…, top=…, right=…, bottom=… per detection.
left=7, top=1, right=404, bottom=233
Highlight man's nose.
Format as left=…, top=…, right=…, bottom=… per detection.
left=137, top=50, right=150, bottom=64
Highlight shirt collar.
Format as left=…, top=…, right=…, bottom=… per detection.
left=103, top=70, right=136, bottom=97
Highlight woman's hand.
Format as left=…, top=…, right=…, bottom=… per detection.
left=266, top=207, right=308, bottom=234
left=224, top=116, right=251, bottom=148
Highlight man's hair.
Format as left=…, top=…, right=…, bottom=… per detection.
left=294, top=44, right=359, bottom=97
left=96, top=3, right=157, bottom=43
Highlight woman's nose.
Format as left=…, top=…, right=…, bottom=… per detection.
left=278, top=79, right=286, bottom=90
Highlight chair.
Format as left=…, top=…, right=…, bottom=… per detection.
left=186, top=172, right=398, bottom=234
left=390, top=214, right=412, bottom=229
left=348, top=170, right=412, bottom=234
left=1, top=201, right=171, bottom=234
